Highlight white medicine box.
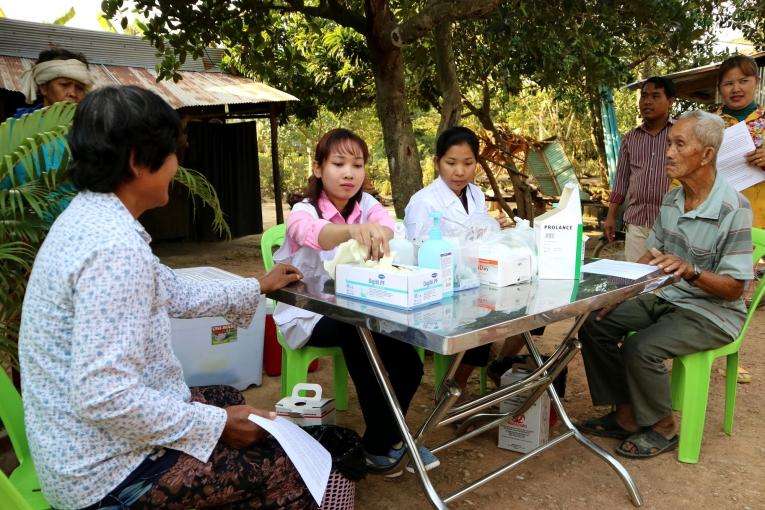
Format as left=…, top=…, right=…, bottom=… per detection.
left=498, top=368, right=550, bottom=454
left=170, top=266, right=266, bottom=390
left=276, top=384, right=336, bottom=426
left=335, top=263, right=443, bottom=309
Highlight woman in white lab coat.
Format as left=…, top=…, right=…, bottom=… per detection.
left=404, top=127, right=507, bottom=241
left=404, top=126, right=513, bottom=395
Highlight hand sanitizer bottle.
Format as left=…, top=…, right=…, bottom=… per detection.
left=417, top=212, right=454, bottom=297
left=389, top=222, right=415, bottom=266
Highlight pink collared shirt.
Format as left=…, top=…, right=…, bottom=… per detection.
left=286, top=192, right=394, bottom=252
left=273, top=192, right=394, bottom=349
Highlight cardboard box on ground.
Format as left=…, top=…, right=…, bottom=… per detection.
left=498, top=366, right=551, bottom=454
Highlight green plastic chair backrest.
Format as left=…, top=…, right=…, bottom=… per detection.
left=752, top=227, right=765, bottom=264
left=735, top=228, right=765, bottom=345
left=0, top=470, right=34, bottom=510
left=261, top=223, right=286, bottom=271
left=740, top=277, right=765, bottom=341
left=0, top=368, right=32, bottom=468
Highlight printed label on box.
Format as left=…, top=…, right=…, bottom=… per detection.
left=211, top=324, right=237, bottom=345
left=335, top=264, right=443, bottom=309
left=498, top=368, right=550, bottom=453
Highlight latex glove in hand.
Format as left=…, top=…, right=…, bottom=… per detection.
left=324, top=239, right=369, bottom=278
left=324, top=239, right=402, bottom=279
left=347, top=223, right=390, bottom=261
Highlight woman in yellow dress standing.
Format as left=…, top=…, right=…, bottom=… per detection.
left=717, top=55, right=765, bottom=228
left=717, top=54, right=764, bottom=384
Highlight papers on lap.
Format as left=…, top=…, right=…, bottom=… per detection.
left=248, top=413, right=331, bottom=505
left=717, top=121, right=765, bottom=192
left=582, top=259, right=659, bottom=280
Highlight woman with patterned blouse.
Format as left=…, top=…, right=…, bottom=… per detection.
left=717, top=55, right=765, bottom=229
left=716, top=55, right=763, bottom=384
left=18, top=85, right=314, bottom=509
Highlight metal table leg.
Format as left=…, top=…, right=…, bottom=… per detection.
left=357, top=316, right=643, bottom=509
left=356, top=326, right=448, bottom=510
left=523, top=328, right=644, bottom=507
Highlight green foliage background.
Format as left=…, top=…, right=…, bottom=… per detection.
left=256, top=85, right=653, bottom=200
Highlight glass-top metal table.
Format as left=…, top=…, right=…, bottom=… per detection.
left=269, top=267, right=673, bottom=509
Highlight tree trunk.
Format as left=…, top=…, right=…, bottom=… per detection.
left=466, top=83, right=534, bottom=220
left=365, top=0, right=423, bottom=218
left=586, top=85, right=609, bottom=186
left=434, top=21, right=461, bottom=139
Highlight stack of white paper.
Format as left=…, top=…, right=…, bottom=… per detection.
left=248, top=414, right=332, bottom=505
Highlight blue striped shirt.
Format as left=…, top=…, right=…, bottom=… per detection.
left=647, top=175, right=753, bottom=338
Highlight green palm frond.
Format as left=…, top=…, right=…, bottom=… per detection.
left=174, top=165, right=232, bottom=239
left=0, top=102, right=232, bottom=368
left=0, top=241, right=33, bottom=287
left=0, top=101, right=76, bottom=159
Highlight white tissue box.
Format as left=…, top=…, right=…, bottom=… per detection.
left=335, top=263, right=443, bottom=309
left=276, top=384, right=336, bottom=426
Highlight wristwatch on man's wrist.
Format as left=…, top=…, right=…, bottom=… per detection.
left=685, top=264, right=702, bottom=283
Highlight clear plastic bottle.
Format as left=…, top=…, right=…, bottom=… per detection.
left=417, top=212, right=454, bottom=297
left=389, top=222, right=415, bottom=265
left=513, top=216, right=538, bottom=277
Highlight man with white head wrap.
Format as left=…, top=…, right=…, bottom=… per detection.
left=16, top=48, right=93, bottom=116
left=4, top=48, right=93, bottom=220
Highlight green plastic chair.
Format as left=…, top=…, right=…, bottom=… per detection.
left=670, top=227, right=765, bottom=464
left=1, top=470, right=35, bottom=510
left=261, top=224, right=349, bottom=410
left=0, top=369, right=50, bottom=509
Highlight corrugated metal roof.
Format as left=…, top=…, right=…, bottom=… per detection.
left=0, top=56, right=298, bottom=110
left=0, top=18, right=298, bottom=110
left=624, top=51, right=765, bottom=104
left=0, top=17, right=223, bottom=71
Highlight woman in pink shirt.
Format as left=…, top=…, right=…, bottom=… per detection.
left=273, top=128, right=438, bottom=475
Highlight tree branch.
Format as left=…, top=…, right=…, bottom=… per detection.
left=478, top=157, right=514, bottom=218
left=252, top=0, right=367, bottom=33
left=390, top=0, right=504, bottom=47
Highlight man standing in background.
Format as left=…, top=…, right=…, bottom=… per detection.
left=604, top=76, right=676, bottom=262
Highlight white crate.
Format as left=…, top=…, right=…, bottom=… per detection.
left=170, top=267, right=265, bottom=390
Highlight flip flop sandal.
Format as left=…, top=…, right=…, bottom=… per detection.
left=578, top=411, right=635, bottom=440
left=616, top=429, right=678, bottom=459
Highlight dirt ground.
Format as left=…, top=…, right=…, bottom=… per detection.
left=147, top=199, right=765, bottom=510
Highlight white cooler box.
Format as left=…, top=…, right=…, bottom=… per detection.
left=171, top=266, right=266, bottom=390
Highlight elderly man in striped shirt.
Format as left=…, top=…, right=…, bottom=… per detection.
left=578, top=110, right=753, bottom=459
left=605, top=76, right=677, bottom=262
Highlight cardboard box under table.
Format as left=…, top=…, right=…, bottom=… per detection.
left=170, top=266, right=266, bottom=390
left=335, top=263, right=443, bottom=309
left=498, top=367, right=551, bottom=454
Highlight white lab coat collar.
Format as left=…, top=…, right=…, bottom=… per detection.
left=433, top=176, right=481, bottom=219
